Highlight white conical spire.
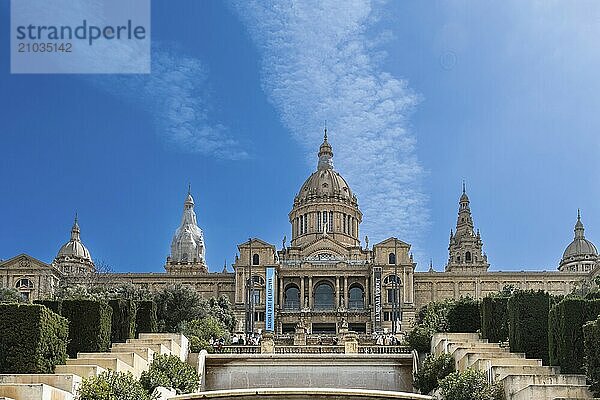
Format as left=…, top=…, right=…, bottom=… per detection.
left=170, top=188, right=205, bottom=264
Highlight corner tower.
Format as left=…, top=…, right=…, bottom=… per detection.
left=289, top=130, right=362, bottom=248
left=165, top=188, right=208, bottom=274
left=445, top=183, right=488, bottom=273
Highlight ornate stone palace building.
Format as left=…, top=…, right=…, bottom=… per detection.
left=1, top=132, right=598, bottom=334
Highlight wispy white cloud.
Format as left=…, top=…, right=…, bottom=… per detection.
left=90, top=44, right=248, bottom=160
left=232, top=1, right=428, bottom=250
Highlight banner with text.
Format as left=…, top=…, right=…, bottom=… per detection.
left=373, top=267, right=382, bottom=331
left=265, top=267, right=275, bottom=331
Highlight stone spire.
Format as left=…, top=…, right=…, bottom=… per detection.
left=575, top=209, right=585, bottom=239
left=165, top=189, right=208, bottom=274
left=317, top=128, right=334, bottom=170
left=445, top=183, right=488, bottom=273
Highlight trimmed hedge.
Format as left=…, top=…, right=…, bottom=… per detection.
left=34, top=299, right=62, bottom=315
left=447, top=297, right=480, bottom=333
left=481, top=296, right=509, bottom=343
left=548, top=298, right=600, bottom=374
left=508, top=290, right=551, bottom=364
left=135, top=300, right=158, bottom=336
left=584, top=317, right=600, bottom=396
left=108, top=299, right=137, bottom=343
left=61, top=299, right=112, bottom=358
left=0, top=304, right=68, bottom=373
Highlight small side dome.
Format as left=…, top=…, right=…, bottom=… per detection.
left=54, top=215, right=95, bottom=274
left=561, top=210, right=598, bottom=261
left=56, top=217, right=92, bottom=261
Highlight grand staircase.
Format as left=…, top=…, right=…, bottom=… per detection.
left=431, top=333, right=593, bottom=400
left=0, top=333, right=188, bottom=400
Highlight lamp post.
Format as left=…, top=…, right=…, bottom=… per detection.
left=249, top=237, right=255, bottom=334
left=393, top=238, right=398, bottom=335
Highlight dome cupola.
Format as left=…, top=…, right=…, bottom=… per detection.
left=559, top=210, right=598, bottom=272
left=289, top=129, right=362, bottom=248
left=54, top=215, right=95, bottom=274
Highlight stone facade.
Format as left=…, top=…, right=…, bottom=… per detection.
left=1, top=131, right=598, bottom=335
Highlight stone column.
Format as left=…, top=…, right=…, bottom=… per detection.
left=335, top=276, right=340, bottom=307
left=308, top=276, right=313, bottom=309
left=279, top=277, right=284, bottom=309
left=365, top=277, right=370, bottom=307
left=300, top=276, right=305, bottom=308
left=344, top=276, right=349, bottom=308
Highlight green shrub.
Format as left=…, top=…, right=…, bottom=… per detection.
left=548, top=298, right=600, bottom=374
left=508, top=290, right=551, bottom=364
left=0, top=304, right=68, bottom=373
left=206, top=295, right=236, bottom=332
left=34, top=300, right=62, bottom=315
left=413, top=353, right=455, bottom=394
left=135, top=300, right=158, bottom=336
left=108, top=299, right=137, bottom=343
left=584, top=317, right=600, bottom=396
left=481, top=296, right=509, bottom=343
left=61, top=299, right=112, bottom=358
left=407, top=325, right=436, bottom=353
left=0, top=288, right=23, bottom=303
left=447, top=297, right=480, bottom=333
left=139, top=354, right=199, bottom=395
left=154, top=284, right=206, bottom=332
left=78, top=370, right=150, bottom=400
left=438, top=368, right=505, bottom=400
left=179, top=316, right=230, bottom=353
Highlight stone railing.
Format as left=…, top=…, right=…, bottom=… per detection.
left=275, top=345, right=345, bottom=354
left=358, top=345, right=412, bottom=354
left=217, top=346, right=260, bottom=354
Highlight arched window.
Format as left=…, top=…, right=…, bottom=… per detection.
left=348, top=284, right=364, bottom=309
left=15, top=278, right=34, bottom=290
left=383, top=275, right=401, bottom=285
left=465, top=251, right=472, bottom=262
left=388, top=253, right=396, bottom=265
left=284, top=285, right=300, bottom=310
left=252, top=253, right=260, bottom=265
left=314, top=282, right=334, bottom=310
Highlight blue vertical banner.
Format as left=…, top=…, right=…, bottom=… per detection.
left=265, top=267, right=275, bottom=331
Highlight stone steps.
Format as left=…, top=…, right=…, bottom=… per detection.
left=0, top=374, right=81, bottom=394
left=0, top=383, right=73, bottom=400
left=501, top=373, right=587, bottom=396
left=0, top=333, right=189, bottom=400
left=511, top=384, right=593, bottom=400
left=432, top=333, right=594, bottom=400
left=54, top=364, right=107, bottom=378
left=77, top=352, right=148, bottom=377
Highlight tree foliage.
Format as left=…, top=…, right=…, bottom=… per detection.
left=481, top=296, right=509, bottom=343
left=447, top=297, right=480, bottom=333
left=154, top=285, right=235, bottom=333
left=507, top=290, right=552, bottom=364
left=413, top=353, right=455, bottom=395
left=0, top=287, right=22, bottom=303
left=584, top=317, right=600, bottom=397
left=179, top=316, right=230, bottom=353
left=139, top=354, right=199, bottom=395
left=438, top=368, right=505, bottom=400
left=548, top=298, right=600, bottom=374
left=78, top=371, right=150, bottom=400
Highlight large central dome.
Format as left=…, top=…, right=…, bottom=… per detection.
left=294, top=131, right=357, bottom=207
left=289, top=130, right=362, bottom=248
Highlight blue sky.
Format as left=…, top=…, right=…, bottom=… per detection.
left=1, top=1, right=599, bottom=273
